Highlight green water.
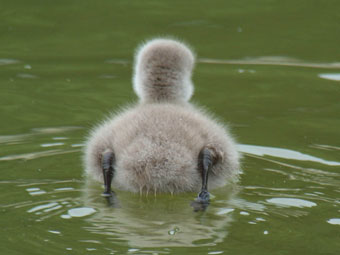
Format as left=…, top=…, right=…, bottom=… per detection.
left=1, top=0, right=340, bottom=254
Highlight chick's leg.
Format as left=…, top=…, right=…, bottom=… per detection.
left=196, top=147, right=215, bottom=203
left=101, top=150, right=115, bottom=197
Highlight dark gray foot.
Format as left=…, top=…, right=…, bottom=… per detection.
left=197, top=190, right=210, bottom=203
left=191, top=147, right=216, bottom=211
left=104, top=191, right=120, bottom=208
left=101, top=150, right=115, bottom=197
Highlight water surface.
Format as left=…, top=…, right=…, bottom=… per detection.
left=1, top=1, right=340, bottom=254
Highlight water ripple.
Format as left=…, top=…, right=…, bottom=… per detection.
left=327, top=218, right=340, bottom=225
left=0, top=149, right=80, bottom=161
left=16, top=73, right=38, bottom=79
left=0, top=126, right=83, bottom=145
left=0, top=58, right=20, bottom=65
left=318, top=73, right=340, bottom=81
left=266, top=198, right=317, bottom=208
left=199, top=56, right=340, bottom=69
left=238, top=144, right=340, bottom=166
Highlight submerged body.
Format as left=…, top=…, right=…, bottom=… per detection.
left=84, top=38, right=240, bottom=198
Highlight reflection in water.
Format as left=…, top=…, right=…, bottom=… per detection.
left=66, top=207, right=96, bottom=218
left=3, top=180, right=84, bottom=222
left=0, top=126, right=83, bottom=161
left=318, top=73, right=340, bottom=81
left=198, top=56, right=340, bottom=69
left=52, top=137, right=68, bottom=140
left=71, top=143, right=84, bottom=147
left=0, top=0, right=339, bottom=252
left=238, top=144, right=340, bottom=166
left=31, top=126, right=83, bottom=134
left=40, top=142, right=65, bottom=147
left=98, top=74, right=116, bottom=79
left=27, top=202, right=60, bottom=213
left=104, top=56, right=340, bottom=69
left=0, top=134, right=31, bottom=144
left=310, top=144, right=340, bottom=151
left=1, top=124, right=338, bottom=251
left=0, top=149, right=80, bottom=161
left=81, top=180, right=239, bottom=247
left=216, top=208, right=234, bottom=215
left=327, top=218, right=340, bottom=225
left=16, top=73, right=38, bottom=79
left=105, top=59, right=130, bottom=65
left=0, top=58, right=20, bottom=65
left=48, top=230, right=61, bottom=235
left=0, top=126, right=83, bottom=144
left=28, top=189, right=47, bottom=196
left=266, top=198, right=317, bottom=208
left=229, top=197, right=266, bottom=212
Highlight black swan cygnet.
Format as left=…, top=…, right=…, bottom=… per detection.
left=84, top=38, right=241, bottom=208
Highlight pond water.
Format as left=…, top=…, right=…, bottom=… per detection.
left=1, top=0, right=339, bottom=254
